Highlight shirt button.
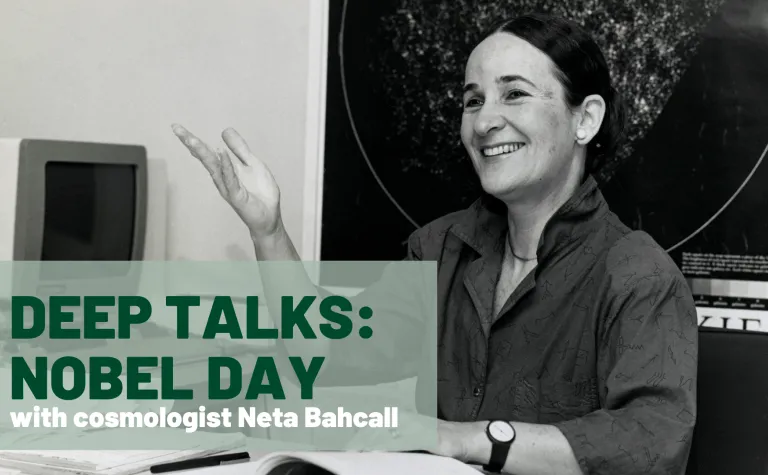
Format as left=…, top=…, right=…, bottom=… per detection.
left=473, top=387, right=482, bottom=397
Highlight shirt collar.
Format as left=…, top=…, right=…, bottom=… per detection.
left=449, top=174, right=609, bottom=262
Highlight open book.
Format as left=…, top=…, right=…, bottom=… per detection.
left=189, top=451, right=485, bottom=475
left=0, top=450, right=485, bottom=475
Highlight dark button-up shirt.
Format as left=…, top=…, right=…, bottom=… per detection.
left=323, top=175, right=698, bottom=475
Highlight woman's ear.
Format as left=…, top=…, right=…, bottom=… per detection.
left=574, top=94, right=606, bottom=145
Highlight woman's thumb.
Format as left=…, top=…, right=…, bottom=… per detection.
left=222, top=127, right=252, bottom=166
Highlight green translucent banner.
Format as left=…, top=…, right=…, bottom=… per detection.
left=0, top=261, right=438, bottom=451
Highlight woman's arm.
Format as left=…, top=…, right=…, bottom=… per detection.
left=172, top=124, right=332, bottom=360
left=440, top=419, right=584, bottom=475
left=250, top=221, right=332, bottom=360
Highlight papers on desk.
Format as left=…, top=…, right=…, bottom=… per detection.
left=165, top=451, right=483, bottom=475
left=0, top=450, right=223, bottom=475
left=0, top=429, right=244, bottom=475
left=0, top=432, right=484, bottom=475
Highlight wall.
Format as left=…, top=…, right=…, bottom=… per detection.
left=0, top=0, right=314, bottom=261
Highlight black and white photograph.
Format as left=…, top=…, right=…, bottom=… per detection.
left=1, top=0, right=767, bottom=474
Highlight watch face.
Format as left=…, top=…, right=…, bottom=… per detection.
left=488, top=421, right=515, bottom=443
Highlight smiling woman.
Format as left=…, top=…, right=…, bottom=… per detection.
left=172, top=12, right=698, bottom=475
left=460, top=17, right=622, bottom=211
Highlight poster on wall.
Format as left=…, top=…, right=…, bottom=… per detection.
left=318, top=0, right=768, bottom=330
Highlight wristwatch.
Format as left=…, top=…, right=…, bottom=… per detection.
left=482, top=420, right=516, bottom=473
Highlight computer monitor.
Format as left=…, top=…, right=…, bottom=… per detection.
left=0, top=138, right=149, bottom=297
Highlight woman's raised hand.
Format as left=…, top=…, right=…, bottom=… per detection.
left=172, top=124, right=282, bottom=237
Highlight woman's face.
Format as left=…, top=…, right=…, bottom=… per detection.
left=461, top=32, right=583, bottom=201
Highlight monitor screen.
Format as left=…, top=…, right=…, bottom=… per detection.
left=41, top=162, right=136, bottom=261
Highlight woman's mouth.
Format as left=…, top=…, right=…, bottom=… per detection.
left=481, top=143, right=525, bottom=158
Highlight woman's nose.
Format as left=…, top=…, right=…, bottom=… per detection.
left=474, top=105, right=506, bottom=136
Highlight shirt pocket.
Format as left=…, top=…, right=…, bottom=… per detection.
left=514, top=377, right=599, bottom=424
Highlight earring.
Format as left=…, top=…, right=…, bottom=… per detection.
left=576, top=129, right=587, bottom=140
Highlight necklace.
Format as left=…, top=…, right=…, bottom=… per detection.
left=506, top=237, right=537, bottom=262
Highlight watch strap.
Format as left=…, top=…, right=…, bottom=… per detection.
left=483, top=442, right=509, bottom=473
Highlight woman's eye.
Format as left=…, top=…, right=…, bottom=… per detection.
left=505, top=90, right=527, bottom=100
left=464, top=98, right=482, bottom=108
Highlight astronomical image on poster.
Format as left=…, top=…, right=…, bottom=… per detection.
left=601, top=1, right=768, bottom=285
left=318, top=0, right=768, bottom=310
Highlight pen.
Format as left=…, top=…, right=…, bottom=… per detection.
left=150, top=451, right=250, bottom=473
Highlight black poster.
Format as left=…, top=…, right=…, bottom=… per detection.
left=319, top=0, right=768, bottom=294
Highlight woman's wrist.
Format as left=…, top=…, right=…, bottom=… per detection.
left=251, top=226, right=281, bottom=245
left=443, top=420, right=492, bottom=465
left=465, top=420, right=493, bottom=465
left=250, top=220, right=293, bottom=259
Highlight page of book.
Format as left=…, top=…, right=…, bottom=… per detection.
left=192, top=451, right=483, bottom=475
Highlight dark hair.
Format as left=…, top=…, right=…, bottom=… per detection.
left=481, top=13, right=627, bottom=174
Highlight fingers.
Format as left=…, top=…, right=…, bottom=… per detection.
left=172, top=124, right=219, bottom=172
left=221, top=127, right=253, bottom=166
left=217, top=148, right=242, bottom=201
left=222, top=128, right=277, bottom=183
left=171, top=124, right=226, bottom=196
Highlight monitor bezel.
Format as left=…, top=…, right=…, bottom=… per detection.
left=14, top=138, right=148, bottom=262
